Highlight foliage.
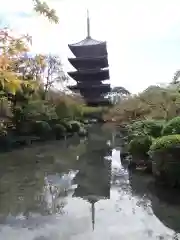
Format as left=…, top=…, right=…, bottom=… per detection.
left=0, top=29, right=33, bottom=95
left=21, top=100, right=57, bottom=121
left=162, top=117, right=180, bottom=136
left=59, top=120, right=73, bottom=133
left=0, top=121, right=7, bottom=136
left=108, top=86, right=130, bottom=104
left=149, top=135, right=180, bottom=153
left=106, top=85, right=180, bottom=123
left=32, top=120, right=52, bottom=138
left=42, top=55, right=68, bottom=100
left=33, top=0, right=59, bottom=23
left=69, top=120, right=82, bottom=132
left=128, top=135, right=153, bottom=156
left=78, top=126, right=88, bottom=137
left=52, top=124, right=66, bottom=139
left=128, top=120, right=164, bottom=139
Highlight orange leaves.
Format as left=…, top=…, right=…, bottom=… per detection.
left=0, top=28, right=34, bottom=95
left=0, top=54, right=10, bottom=71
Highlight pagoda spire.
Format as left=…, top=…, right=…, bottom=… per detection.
left=87, top=9, right=90, bottom=38
left=91, top=202, right=95, bottom=230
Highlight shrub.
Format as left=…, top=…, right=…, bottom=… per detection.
left=149, top=134, right=180, bottom=154
left=32, top=121, right=52, bottom=139
left=59, top=120, right=73, bottom=133
left=78, top=127, right=88, bottom=137
left=129, top=120, right=164, bottom=139
left=162, top=117, right=180, bottom=136
left=0, top=122, right=7, bottom=137
left=128, top=135, right=153, bottom=157
left=69, top=120, right=82, bottom=132
left=149, top=135, right=180, bottom=187
left=53, top=124, right=66, bottom=139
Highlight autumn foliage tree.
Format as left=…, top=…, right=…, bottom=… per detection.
left=105, top=85, right=180, bottom=124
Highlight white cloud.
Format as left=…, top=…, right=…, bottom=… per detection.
left=1, top=0, right=180, bottom=93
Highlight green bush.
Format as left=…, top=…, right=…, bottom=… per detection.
left=128, top=135, right=153, bottom=156
left=149, top=134, right=180, bottom=153
left=78, top=127, right=88, bottom=137
left=59, top=120, right=73, bottom=133
left=129, top=120, right=164, bottom=139
left=69, top=120, right=82, bottom=132
left=149, top=135, right=180, bottom=187
left=162, top=117, right=180, bottom=136
left=53, top=124, right=66, bottom=139
left=32, top=121, right=52, bottom=138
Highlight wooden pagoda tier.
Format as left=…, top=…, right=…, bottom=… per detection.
left=68, top=55, right=108, bottom=70
left=68, top=69, right=109, bottom=82
left=69, top=83, right=110, bottom=92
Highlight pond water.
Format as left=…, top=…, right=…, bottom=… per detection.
left=0, top=124, right=180, bottom=240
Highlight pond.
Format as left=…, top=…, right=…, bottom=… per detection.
left=0, top=124, right=180, bottom=240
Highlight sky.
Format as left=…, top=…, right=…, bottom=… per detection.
left=1, top=0, right=180, bottom=93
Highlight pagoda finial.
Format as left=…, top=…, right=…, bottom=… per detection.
left=87, top=9, right=90, bottom=38
left=91, top=202, right=95, bottom=230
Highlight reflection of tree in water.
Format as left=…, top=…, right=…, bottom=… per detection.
left=73, top=126, right=112, bottom=230
left=38, top=171, right=78, bottom=215
left=129, top=172, right=180, bottom=234
left=0, top=158, right=45, bottom=218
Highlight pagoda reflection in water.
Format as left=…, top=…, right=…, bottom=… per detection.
left=68, top=10, right=111, bottom=106
left=73, top=130, right=112, bottom=230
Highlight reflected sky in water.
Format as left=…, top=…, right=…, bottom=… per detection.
left=0, top=124, right=180, bottom=240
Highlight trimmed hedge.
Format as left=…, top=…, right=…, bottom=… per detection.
left=32, top=121, right=52, bottom=138
left=69, top=120, right=82, bottom=132
left=150, top=135, right=180, bottom=187
left=129, top=120, right=164, bottom=139
left=53, top=124, right=66, bottom=139
left=149, top=134, right=180, bottom=153
left=128, top=135, right=153, bottom=156
left=162, top=117, right=180, bottom=136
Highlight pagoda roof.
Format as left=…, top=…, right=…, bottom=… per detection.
left=68, top=68, right=109, bottom=74
left=68, top=69, right=109, bottom=82
left=68, top=38, right=108, bottom=58
left=68, top=37, right=106, bottom=47
left=69, top=83, right=110, bottom=90
left=68, top=55, right=108, bottom=70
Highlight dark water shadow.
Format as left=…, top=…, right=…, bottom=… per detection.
left=129, top=171, right=180, bottom=234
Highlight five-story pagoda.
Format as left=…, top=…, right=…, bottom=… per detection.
left=68, top=11, right=111, bottom=106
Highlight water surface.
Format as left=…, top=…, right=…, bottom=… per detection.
left=0, top=124, right=180, bottom=239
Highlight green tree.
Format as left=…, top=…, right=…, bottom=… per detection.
left=33, top=0, right=59, bottom=23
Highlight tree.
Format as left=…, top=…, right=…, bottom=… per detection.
left=33, top=0, right=59, bottom=23
left=108, top=86, right=130, bottom=104
left=105, top=85, right=180, bottom=123
left=172, top=70, right=180, bottom=84
left=0, top=29, right=33, bottom=95
left=42, top=55, right=68, bottom=100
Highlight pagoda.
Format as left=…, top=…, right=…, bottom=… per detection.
left=73, top=128, right=112, bottom=230
left=68, top=11, right=111, bottom=106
